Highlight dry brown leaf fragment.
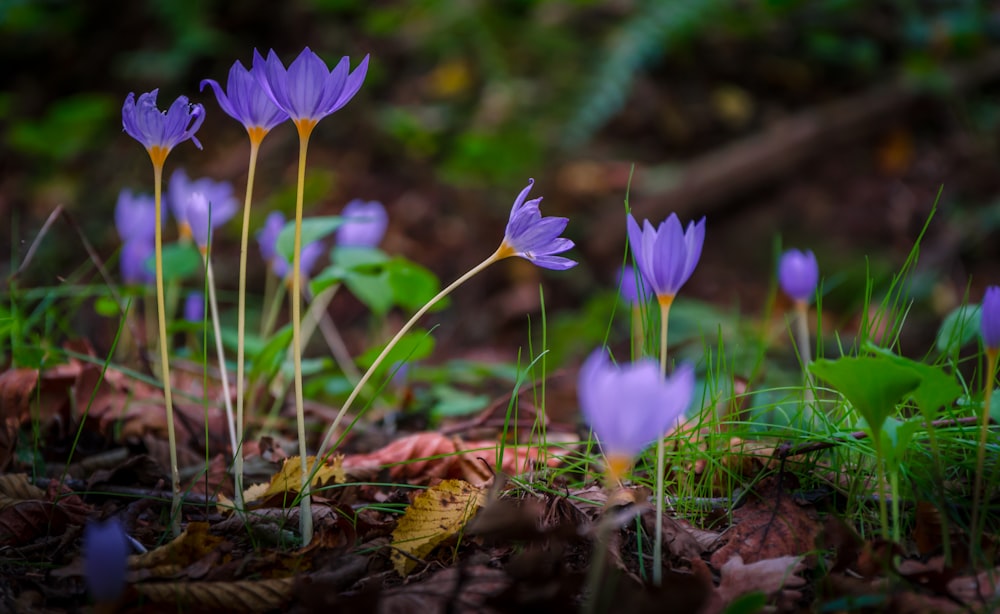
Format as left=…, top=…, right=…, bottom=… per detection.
left=391, top=479, right=486, bottom=576
left=133, top=577, right=294, bottom=612
left=129, top=522, right=224, bottom=572
left=714, top=555, right=806, bottom=611
left=378, top=565, right=508, bottom=614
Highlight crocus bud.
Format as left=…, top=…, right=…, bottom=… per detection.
left=337, top=199, right=388, bottom=248
left=83, top=517, right=129, bottom=603
left=982, top=286, right=1000, bottom=350
left=778, top=249, right=819, bottom=303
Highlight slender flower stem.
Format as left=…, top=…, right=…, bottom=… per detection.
left=302, top=285, right=360, bottom=382
left=291, top=124, right=313, bottom=545
left=202, top=256, right=238, bottom=455
left=972, top=348, right=998, bottom=553
left=631, top=304, right=644, bottom=360
left=793, top=299, right=814, bottom=405
left=234, top=138, right=262, bottom=511
left=653, top=293, right=674, bottom=587
left=151, top=161, right=181, bottom=536
left=315, top=249, right=505, bottom=458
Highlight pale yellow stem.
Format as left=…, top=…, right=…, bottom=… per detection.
left=203, top=256, right=237, bottom=455
left=653, top=293, right=674, bottom=587
left=292, top=122, right=313, bottom=545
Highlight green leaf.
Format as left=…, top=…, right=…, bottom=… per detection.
left=159, top=243, right=202, bottom=282
left=428, top=384, right=490, bottom=419
left=810, top=356, right=922, bottom=438
left=722, top=591, right=768, bottom=614
left=93, top=296, right=120, bottom=318
left=356, top=329, right=435, bottom=376
left=936, top=304, right=981, bottom=355
left=344, top=269, right=394, bottom=315
left=248, top=324, right=293, bottom=382
left=880, top=417, right=923, bottom=465
left=276, top=216, right=345, bottom=261
left=333, top=246, right=390, bottom=270
left=865, top=345, right=962, bottom=417
left=387, top=258, right=442, bottom=312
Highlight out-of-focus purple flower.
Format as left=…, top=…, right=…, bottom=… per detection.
left=122, top=89, right=205, bottom=166
left=496, top=179, right=576, bottom=270
left=627, top=213, right=704, bottom=302
left=82, top=517, right=129, bottom=602
left=272, top=241, right=325, bottom=281
left=256, top=211, right=286, bottom=266
left=167, top=169, right=237, bottom=239
left=337, top=199, right=388, bottom=248
left=184, top=292, right=205, bottom=323
left=184, top=192, right=234, bottom=250
left=982, top=286, right=1000, bottom=350
left=252, top=47, right=369, bottom=132
left=578, top=349, right=694, bottom=477
left=617, top=265, right=648, bottom=305
left=120, top=239, right=154, bottom=285
left=114, top=189, right=160, bottom=243
left=778, top=249, right=819, bottom=303
left=200, top=59, right=289, bottom=144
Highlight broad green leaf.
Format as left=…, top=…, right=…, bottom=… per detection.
left=387, top=258, right=442, bottom=312
left=344, top=269, right=394, bottom=315
left=865, top=345, right=961, bottom=417
left=428, top=384, right=490, bottom=419
left=810, top=356, right=922, bottom=438
left=936, top=304, right=981, bottom=355
left=332, top=246, right=390, bottom=270
left=276, top=216, right=345, bottom=260
left=356, top=329, right=435, bottom=375
left=880, top=417, right=923, bottom=466
left=159, top=243, right=201, bottom=282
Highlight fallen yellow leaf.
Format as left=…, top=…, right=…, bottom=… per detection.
left=391, top=479, right=485, bottom=576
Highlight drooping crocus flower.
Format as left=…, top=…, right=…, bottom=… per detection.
left=495, top=178, right=576, bottom=270
left=337, top=199, right=388, bottom=248
left=120, top=238, right=154, bottom=285
left=115, top=189, right=159, bottom=243
left=122, top=89, right=205, bottom=167
left=578, top=349, right=694, bottom=479
left=167, top=169, right=237, bottom=240
left=256, top=211, right=286, bottom=267
left=981, top=286, right=1000, bottom=350
left=200, top=59, right=289, bottom=145
left=82, top=517, right=129, bottom=603
left=252, top=47, right=369, bottom=134
left=627, top=213, right=705, bottom=302
left=184, top=292, right=205, bottom=323
left=183, top=191, right=236, bottom=251
left=779, top=249, right=819, bottom=304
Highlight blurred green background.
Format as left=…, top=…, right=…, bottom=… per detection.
left=4, top=0, right=1000, bottom=360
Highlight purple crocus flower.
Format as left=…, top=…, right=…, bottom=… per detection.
left=256, top=211, right=286, bottom=266
left=82, top=517, right=129, bottom=602
left=167, top=169, right=237, bottom=239
left=200, top=59, right=289, bottom=145
left=778, top=249, right=819, bottom=303
left=496, top=178, right=576, bottom=270
left=337, top=199, right=388, bottom=248
left=184, top=291, right=205, bottom=323
left=184, top=192, right=234, bottom=250
left=578, top=349, right=694, bottom=478
left=114, top=189, right=159, bottom=243
left=272, top=241, right=325, bottom=281
left=617, top=265, right=648, bottom=305
left=120, top=238, right=154, bottom=285
left=122, top=89, right=205, bottom=166
left=252, top=47, right=369, bottom=133
left=627, top=213, right=705, bottom=302
left=982, top=286, right=1000, bottom=350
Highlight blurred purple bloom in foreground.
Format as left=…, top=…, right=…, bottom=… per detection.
left=83, top=517, right=129, bottom=602
left=982, top=286, right=1000, bottom=350
left=257, top=212, right=324, bottom=280
left=627, top=213, right=705, bottom=301
left=253, top=47, right=369, bottom=130
left=184, top=292, right=205, bottom=323
left=114, top=189, right=159, bottom=243
left=578, top=349, right=694, bottom=477
left=121, top=89, right=204, bottom=165
left=778, top=249, right=819, bottom=303
left=337, top=199, right=388, bottom=248
left=496, top=179, right=576, bottom=270
left=120, top=239, right=154, bottom=285
left=617, top=265, right=648, bottom=305
left=167, top=169, right=237, bottom=239
left=200, top=59, right=289, bottom=144
left=184, top=192, right=235, bottom=250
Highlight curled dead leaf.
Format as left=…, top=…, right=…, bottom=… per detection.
left=133, top=577, right=294, bottom=612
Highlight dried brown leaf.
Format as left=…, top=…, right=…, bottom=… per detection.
left=133, top=577, right=294, bottom=612
left=130, top=522, right=225, bottom=572
left=713, top=555, right=806, bottom=612
left=391, top=479, right=485, bottom=576
left=378, top=565, right=508, bottom=614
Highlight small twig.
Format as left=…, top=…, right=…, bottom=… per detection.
left=777, top=416, right=980, bottom=459
left=11, top=205, right=62, bottom=279
left=30, top=476, right=216, bottom=507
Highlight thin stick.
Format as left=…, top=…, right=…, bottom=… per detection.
left=203, top=256, right=238, bottom=454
